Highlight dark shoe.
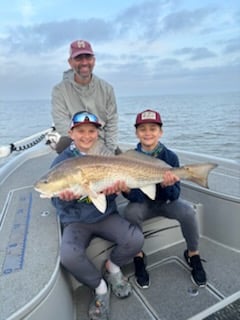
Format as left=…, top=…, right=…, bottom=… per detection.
left=88, top=288, right=110, bottom=320
left=184, top=250, right=207, bottom=287
left=134, top=253, right=150, bottom=289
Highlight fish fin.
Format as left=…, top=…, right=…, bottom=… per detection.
left=89, top=194, right=107, bottom=214
left=117, top=149, right=138, bottom=159
left=182, top=163, right=218, bottom=188
left=140, top=184, right=156, bottom=200
left=82, top=183, right=98, bottom=199
left=119, top=149, right=171, bottom=168
left=70, top=185, right=81, bottom=194
left=81, top=183, right=107, bottom=213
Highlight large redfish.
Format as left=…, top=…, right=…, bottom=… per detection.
left=34, top=150, right=217, bottom=213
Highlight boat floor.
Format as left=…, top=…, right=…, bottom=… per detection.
left=74, top=238, right=240, bottom=320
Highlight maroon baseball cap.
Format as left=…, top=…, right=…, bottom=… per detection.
left=69, top=40, right=94, bottom=58
left=135, top=109, right=163, bottom=127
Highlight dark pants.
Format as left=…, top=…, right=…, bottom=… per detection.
left=60, top=213, right=144, bottom=289
left=124, top=198, right=200, bottom=252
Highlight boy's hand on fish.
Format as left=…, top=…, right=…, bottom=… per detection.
left=58, top=190, right=81, bottom=201
left=161, top=171, right=180, bottom=187
left=101, top=180, right=130, bottom=195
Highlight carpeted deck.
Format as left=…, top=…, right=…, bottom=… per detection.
left=74, top=238, right=240, bottom=320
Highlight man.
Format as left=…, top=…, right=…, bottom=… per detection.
left=51, top=40, right=118, bottom=154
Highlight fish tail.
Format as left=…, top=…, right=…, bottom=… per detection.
left=182, top=163, right=218, bottom=188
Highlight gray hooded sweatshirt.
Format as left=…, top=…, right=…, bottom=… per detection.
left=51, top=69, right=118, bottom=152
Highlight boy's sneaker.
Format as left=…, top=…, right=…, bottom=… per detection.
left=88, top=289, right=110, bottom=320
left=103, top=268, right=132, bottom=299
left=134, top=253, right=150, bottom=289
left=184, top=250, right=207, bottom=287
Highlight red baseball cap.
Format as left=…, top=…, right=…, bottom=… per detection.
left=69, top=40, right=94, bottom=58
left=135, top=109, right=163, bottom=127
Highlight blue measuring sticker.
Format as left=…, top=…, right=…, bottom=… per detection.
left=1, top=192, right=32, bottom=275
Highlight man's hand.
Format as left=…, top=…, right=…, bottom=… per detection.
left=45, top=131, right=61, bottom=150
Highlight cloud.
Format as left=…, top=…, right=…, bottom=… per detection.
left=161, top=7, right=215, bottom=33
left=114, top=1, right=218, bottom=41
left=3, top=18, right=113, bottom=54
left=223, top=37, right=240, bottom=54
left=114, top=0, right=167, bottom=38
left=0, top=0, right=239, bottom=99
left=174, top=47, right=217, bottom=61
left=4, top=0, right=218, bottom=57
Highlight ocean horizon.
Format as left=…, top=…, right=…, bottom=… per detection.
left=0, top=92, right=239, bottom=163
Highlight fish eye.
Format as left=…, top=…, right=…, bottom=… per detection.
left=43, top=179, right=48, bottom=184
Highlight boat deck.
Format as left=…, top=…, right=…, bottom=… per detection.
left=74, top=237, right=240, bottom=320
left=0, top=145, right=239, bottom=320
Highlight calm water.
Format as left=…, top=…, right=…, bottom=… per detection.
left=0, top=92, right=239, bottom=162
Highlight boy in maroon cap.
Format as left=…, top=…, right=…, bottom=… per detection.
left=123, top=109, right=207, bottom=289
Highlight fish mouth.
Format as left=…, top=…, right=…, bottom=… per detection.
left=39, top=193, right=53, bottom=199
left=34, top=187, right=53, bottom=198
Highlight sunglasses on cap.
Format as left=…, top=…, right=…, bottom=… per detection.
left=70, top=111, right=101, bottom=129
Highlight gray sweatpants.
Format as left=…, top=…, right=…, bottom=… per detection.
left=60, top=213, right=144, bottom=289
left=124, top=198, right=199, bottom=252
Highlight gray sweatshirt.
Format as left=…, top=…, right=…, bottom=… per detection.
left=51, top=69, right=118, bottom=152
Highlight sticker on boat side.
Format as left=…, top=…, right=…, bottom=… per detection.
left=1, top=193, right=32, bottom=275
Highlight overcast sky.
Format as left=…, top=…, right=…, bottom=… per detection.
left=0, top=0, right=239, bottom=100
